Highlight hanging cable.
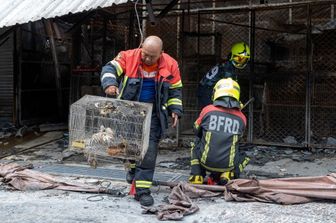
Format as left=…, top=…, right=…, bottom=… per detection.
left=134, top=0, right=144, bottom=48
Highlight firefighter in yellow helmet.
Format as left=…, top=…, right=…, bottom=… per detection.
left=198, top=42, right=250, bottom=110
left=189, top=78, right=250, bottom=185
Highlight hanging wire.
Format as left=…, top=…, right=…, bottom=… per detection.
left=86, top=180, right=127, bottom=202
left=134, top=0, right=144, bottom=48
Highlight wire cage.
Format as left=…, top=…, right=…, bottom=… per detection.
left=69, top=95, right=152, bottom=164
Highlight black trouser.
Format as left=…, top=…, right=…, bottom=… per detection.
left=190, top=143, right=250, bottom=179
left=133, top=112, right=162, bottom=196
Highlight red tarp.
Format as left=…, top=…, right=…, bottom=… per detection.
left=144, top=174, right=336, bottom=220
left=0, top=163, right=111, bottom=194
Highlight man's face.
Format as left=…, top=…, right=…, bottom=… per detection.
left=231, top=54, right=249, bottom=69
left=141, top=46, right=161, bottom=66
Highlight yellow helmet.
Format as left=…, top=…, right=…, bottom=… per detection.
left=230, top=42, right=250, bottom=69
left=212, top=78, right=240, bottom=102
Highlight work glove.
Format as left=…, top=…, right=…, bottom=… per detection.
left=240, top=102, right=244, bottom=110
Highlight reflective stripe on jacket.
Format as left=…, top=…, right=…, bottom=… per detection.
left=193, top=104, right=246, bottom=170
left=100, top=48, right=183, bottom=131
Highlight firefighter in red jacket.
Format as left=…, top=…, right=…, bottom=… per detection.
left=189, top=78, right=249, bottom=185
left=101, top=36, right=183, bottom=206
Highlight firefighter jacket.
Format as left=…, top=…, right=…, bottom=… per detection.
left=199, top=61, right=236, bottom=88
left=193, top=104, right=246, bottom=172
left=197, top=61, right=236, bottom=109
left=100, top=48, right=183, bottom=132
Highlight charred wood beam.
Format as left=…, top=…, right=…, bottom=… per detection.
left=0, top=36, right=9, bottom=48
left=52, top=22, right=62, bottom=40
left=157, top=0, right=179, bottom=19
left=43, top=19, right=63, bottom=118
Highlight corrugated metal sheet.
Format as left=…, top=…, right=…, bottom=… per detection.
left=0, top=28, right=14, bottom=122
left=0, top=0, right=128, bottom=29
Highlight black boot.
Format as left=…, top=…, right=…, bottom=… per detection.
left=217, top=178, right=228, bottom=185
left=135, top=193, right=154, bottom=206
left=218, top=172, right=231, bottom=185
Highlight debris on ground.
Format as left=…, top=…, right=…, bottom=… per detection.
left=283, top=136, right=298, bottom=144
left=144, top=172, right=336, bottom=221
left=14, top=132, right=63, bottom=150
left=0, top=134, right=336, bottom=222
left=143, top=182, right=218, bottom=220
left=0, top=162, right=126, bottom=197
left=38, top=123, right=68, bottom=132
left=6, top=160, right=334, bottom=222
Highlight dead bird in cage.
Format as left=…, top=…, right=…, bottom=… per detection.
left=70, top=95, right=153, bottom=166
left=89, top=125, right=115, bottom=145
left=94, top=102, right=117, bottom=116
left=85, top=126, right=115, bottom=168
left=140, top=110, right=146, bottom=116
left=107, top=141, right=128, bottom=156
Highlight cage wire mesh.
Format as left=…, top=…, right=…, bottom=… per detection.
left=145, top=16, right=179, bottom=59
left=252, top=6, right=308, bottom=146
left=137, top=1, right=336, bottom=148
left=69, top=95, right=152, bottom=166
left=212, top=10, right=250, bottom=141
left=310, top=3, right=336, bottom=147
left=178, top=13, right=225, bottom=133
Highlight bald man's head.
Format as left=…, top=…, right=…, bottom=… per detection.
left=141, top=36, right=163, bottom=65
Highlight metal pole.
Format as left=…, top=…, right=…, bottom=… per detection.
left=128, top=10, right=135, bottom=49
left=102, top=18, right=107, bottom=65
left=248, top=10, right=255, bottom=143
left=13, top=27, right=18, bottom=125
left=17, top=27, right=23, bottom=125
left=142, top=0, right=147, bottom=39
left=211, top=0, right=216, bottom=56
left=181, top=9, right=185, bottom=63
left=331, top=4, right=334, bottom=20
left=305, top=4, right=312, bottom=147
left=177, top=3, right=181, bottom=60
left=197, top=11, right=200, bottom=78
left=289, top=0, right=292, bottom=24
